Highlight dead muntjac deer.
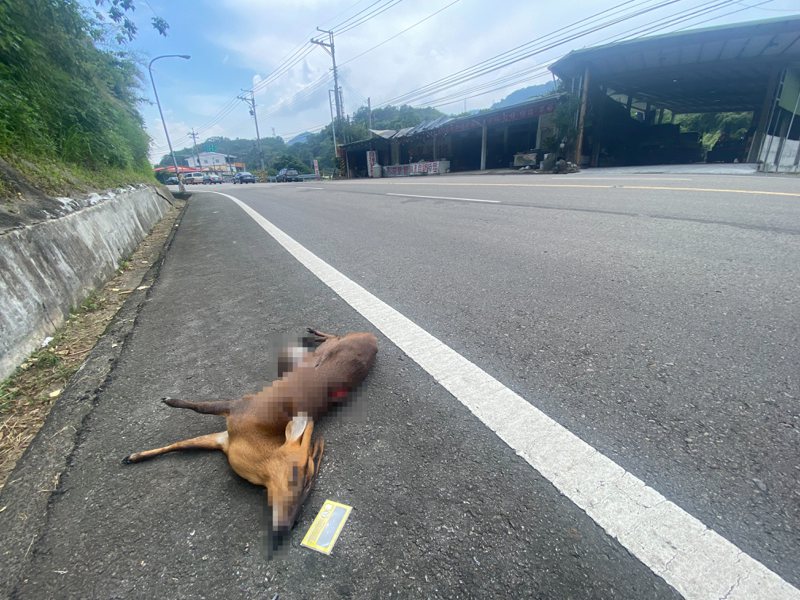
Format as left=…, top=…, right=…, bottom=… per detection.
left=123, top=328, right=378, bottom=532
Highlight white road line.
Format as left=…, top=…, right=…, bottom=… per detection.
left=297, top=187, right=324, bottom=190
left=215, top=190, right=799, bottom=600
left=565, top=177, right=693, bottom=181
left=385, top=192, right=500, bottom=204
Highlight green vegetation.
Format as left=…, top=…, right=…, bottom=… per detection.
left=672, top=112, right=752, bottom=150
left=159, top=104, right=445, bottom=176
left=540, top=92, right=581, bottom=156
left=0, top=0, right=163, bottom=195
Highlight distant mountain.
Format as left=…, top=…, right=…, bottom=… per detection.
left=287, top=131, right=313, bottom=146
left=491, top=82, right=556, bottom=109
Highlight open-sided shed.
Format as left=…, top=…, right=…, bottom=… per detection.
left=549, top=16, right=800, bottom=171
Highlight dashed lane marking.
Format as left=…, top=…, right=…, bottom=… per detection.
left=385, top=192, right=500, bottom=204
left=215, top=190, right=800, bottom=600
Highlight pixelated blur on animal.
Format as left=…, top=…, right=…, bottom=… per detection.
left=123, top=328, right=378, bottom=536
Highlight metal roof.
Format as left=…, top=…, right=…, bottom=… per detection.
left=549, top=16, right=800, bottom=113
left=344, top=94, right=562, bottom=148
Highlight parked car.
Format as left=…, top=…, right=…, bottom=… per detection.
left=233, top=171, right=256, bottom=184
left=184, top=172, right=205, bottom=184
left=276, top=168, right=301, bottom=182
left=206, top=173, right=223, bottom=184
left=165, top=176, right=180, bottom=185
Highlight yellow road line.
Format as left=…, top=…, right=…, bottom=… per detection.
left=336, top=180, right=800, bottom=198
left=621, top=185, right=800, bottom=198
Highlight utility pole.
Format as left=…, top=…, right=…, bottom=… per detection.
left=328, top=89, right=338, bottom=149
left=238, top=89, right=265, bottom=171
left=148, top=54, right=190, bottom=193
left=311, top=28, right=342, bottom=121
left=367, top=97, right=373, bottom=129
left=188, top=128, right=200, bottom=170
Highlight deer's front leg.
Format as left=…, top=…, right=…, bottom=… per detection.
left=123, top=431, right=229, bottom=464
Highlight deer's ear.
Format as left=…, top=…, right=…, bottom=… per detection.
left=285, top=413, right=309, bottom=442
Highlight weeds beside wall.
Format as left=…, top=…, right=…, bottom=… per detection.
left=0, top=0, right=153, bottom=192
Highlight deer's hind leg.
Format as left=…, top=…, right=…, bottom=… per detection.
left=123, top=431, right=228, bottom=464
left=162, top=397, right=232, bottom=416
left=305, top=328, right=336, bottom=344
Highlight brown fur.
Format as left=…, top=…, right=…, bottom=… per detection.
left=123, top=329, right=378, bottom=530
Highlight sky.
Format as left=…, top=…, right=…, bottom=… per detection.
left=110, top=0, right=800, bottom=163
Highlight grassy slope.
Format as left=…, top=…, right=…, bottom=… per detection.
left=0, top=1, right=156, bottom=201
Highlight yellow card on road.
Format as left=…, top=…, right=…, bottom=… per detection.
left=301, top=500, right=352, bottom=555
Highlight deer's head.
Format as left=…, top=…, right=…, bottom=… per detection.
left=265, top=413, right=325, bottom=532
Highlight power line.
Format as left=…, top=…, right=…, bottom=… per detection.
left=329, top=0, right=388, bottom=30
left=658, top=0, right=780, bottom=30
left=259, top=73, right=335, bottom=120
left=149, top=0, right=409, bottom=148
left=251, top=44, right=316, bottom=95
left=419, top=64, right=554, bottom=108
left=376, top=0, right=656, bottom=106
left=412, top=0, right=755, bottom=112
left=336, top=0, right=405, bottom=35
left=167, top=44, right=316, bottom=143
left=157, top=0, right=780, bottom=153
left=412, top=0, right=738, bottom=110
left=379, top=0, right=682, bottom=107
left=319, top=0, right=371, bottom=26
left=731, top=0, right=794, bottom=11
left=607, top=0, right=737, bottom=38
left=392, top=0, right=744, bottom=105
left=276, top=123, right=328, bottom=139
left=153, top=0, right=665, bottom=149
left=339, top=0, right=462, bottom=68
left=329, top=0, right=403, bottom=34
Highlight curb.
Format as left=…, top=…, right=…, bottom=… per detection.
left=0, top=197, right=189, bottom=598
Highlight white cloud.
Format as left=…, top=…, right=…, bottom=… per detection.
left=140, top=0, right=800, bottom=152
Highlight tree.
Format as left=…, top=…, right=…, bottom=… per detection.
left=351, top=104, right=444, bottom=130
left=92, top=0, right=169, bottom=45
left=0, top=0, right=158, bottom=172
left=673, top=112, right=752, bottom=150
left=271, top=154, right=311, bottom=174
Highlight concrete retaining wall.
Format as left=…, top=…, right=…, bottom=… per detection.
left=0, top=185, right=171, bottom=380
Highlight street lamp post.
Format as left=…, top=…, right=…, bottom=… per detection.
left=148, top=54, right=191, bottom=193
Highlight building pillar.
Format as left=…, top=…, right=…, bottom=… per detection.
left=644, top=103, right=656, bottom=125
left=748, top=68, right=781, bottom=163
left=591, top=137, right=601, bottom=167
left=433, top=134, right=438, bottom=160
left=535, top=116, right=543, bottom=149
left=480, top=122, right=488, bottom=170
left=575, top=66, right=591, bottom=166
left=772, top=110, right=791, bottom=170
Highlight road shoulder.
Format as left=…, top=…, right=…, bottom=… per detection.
left=0, top=199, right=187, bottom=597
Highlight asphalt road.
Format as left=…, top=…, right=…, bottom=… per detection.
left=2, top=172, right=798, bottom=599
